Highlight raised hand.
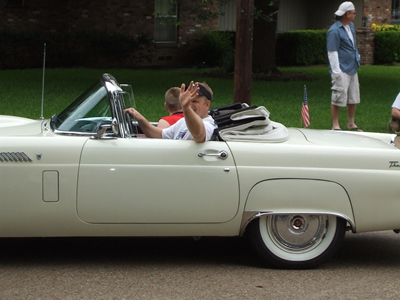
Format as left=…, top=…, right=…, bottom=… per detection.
left=179, top=81, right=199, bottom=109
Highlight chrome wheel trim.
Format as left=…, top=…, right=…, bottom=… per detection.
left=259, top=214, right=337, bottom=261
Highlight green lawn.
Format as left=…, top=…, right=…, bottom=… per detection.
left=1, top=65, right=399, bottom=132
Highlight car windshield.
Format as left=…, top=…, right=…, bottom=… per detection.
left=51, top=73, right=137, bottom=138
left=53, top=81, right=112, bottom=133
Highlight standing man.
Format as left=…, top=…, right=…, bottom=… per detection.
left=327, top=1, right=362, bottom=131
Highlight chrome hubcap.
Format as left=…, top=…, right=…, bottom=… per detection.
left=269, top=214, right=328, bottom=252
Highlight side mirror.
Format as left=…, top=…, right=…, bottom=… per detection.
left=91, top=118, right=118, bottom=139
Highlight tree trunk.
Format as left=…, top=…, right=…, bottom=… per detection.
left=234, top=0, right=254, bottom=105
left=252, top=0, right=279, bottom=74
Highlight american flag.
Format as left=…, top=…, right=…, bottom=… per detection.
left=301, top=85, right=310, bottom=128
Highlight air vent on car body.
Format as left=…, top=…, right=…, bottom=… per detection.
left=0, top=152, right=32, bottom=162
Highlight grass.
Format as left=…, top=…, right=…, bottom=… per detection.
left=0, top=65, right=399, bottom=132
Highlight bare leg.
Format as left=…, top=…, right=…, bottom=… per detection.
left=347, top=104, right=362, bottom=131
left=331, top=104, right=341, bottom=130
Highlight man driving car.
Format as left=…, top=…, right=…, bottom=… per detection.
left=125, top=81, right=216, bottom=143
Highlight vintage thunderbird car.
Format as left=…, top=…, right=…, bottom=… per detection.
left=1, top=73, right=400, bottom=269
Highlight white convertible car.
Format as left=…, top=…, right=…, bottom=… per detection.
left=1, top=73, right=400, bottom=269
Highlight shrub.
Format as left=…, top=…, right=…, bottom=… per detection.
left=276, top=30, right=328, bottom=66
left=0, top=30, right=155, bottom=69
left=370, top=23, right=400, bottom=65
left=187, top=30, right=234, bottom=68
left=374, top=31, right=400, bottom=64
left=220, top=49, right=235, bottom=73
left=371, top=23, right=400, bottom=32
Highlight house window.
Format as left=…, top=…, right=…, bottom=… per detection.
left=393, top=0, right=400, bottom=24
left=154, top=0, right=178, bottom=43
left=6, top=0, right=25, bottom=7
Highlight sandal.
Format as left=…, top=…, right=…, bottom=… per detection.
left=347, top=127, right=363, bottom=132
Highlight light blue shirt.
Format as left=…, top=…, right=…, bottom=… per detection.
left=327, top=20, right=360, bottom=75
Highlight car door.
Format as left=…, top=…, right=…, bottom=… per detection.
left=77, top=138, right=239, bottom=224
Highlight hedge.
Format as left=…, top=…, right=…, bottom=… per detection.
left=277, top=28, right=400, bottom=66
left=2, top=28, right=400, bottom=69
left=0, top=30, right=155, bottom=69
left=276, top=30, right=328, bottom=66
left=373, top=31, right=400, bottom=65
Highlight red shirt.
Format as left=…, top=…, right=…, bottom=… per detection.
left=159, top=111, right=184, bottom=126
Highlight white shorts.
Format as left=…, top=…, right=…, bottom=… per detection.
left=331, top=72, right=360, bottom=107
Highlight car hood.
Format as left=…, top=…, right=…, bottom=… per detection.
left=0, top=115, right=44, bottom=136
left=297, top=128, right=396, bottom=149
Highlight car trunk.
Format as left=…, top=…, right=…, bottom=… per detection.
left=297, top=128, right=397, bottom=150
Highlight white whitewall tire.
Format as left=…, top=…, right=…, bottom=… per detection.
left=248, top=214, right=346, bottom=269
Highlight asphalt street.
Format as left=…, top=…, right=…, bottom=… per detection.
left=1, top=230, right=400, bottom=300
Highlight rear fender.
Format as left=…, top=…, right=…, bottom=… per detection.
left=241, top=179, right=355, bottom=234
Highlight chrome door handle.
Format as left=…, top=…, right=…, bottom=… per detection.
left=198, top=150, right=228, bottom=160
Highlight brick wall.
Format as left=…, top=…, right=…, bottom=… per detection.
left=362, top=0, right=392, bottom=25
left=356, top=28, right=375, bottom=65
left=0, top=0, right=218, bottom=67
left=154, top=1, right=219, bottom=67
left=1, top=0, right=155, bottom=34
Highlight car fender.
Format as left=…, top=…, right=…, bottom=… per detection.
left=241, top=179, right=355, bottom=234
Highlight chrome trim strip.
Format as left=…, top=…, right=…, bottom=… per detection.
left=240, top=211, right=355, bottom=236
left=240, top=211, right=270, bottom=235
left=53, top=128, right=119, bottom=138
left=54, top=129, right=116, bottom=138
left=53, top=129, right=95, bottom=136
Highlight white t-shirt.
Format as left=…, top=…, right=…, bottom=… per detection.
left=161, top=116, right=217, bottom=141
left=392, top=93, right=400, bottom=109
left=344, top=25, right=354, bottom=45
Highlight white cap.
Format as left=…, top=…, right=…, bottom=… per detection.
left=335, top=1, right=355, bottom=16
